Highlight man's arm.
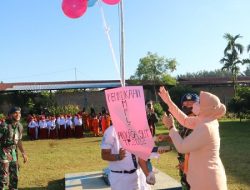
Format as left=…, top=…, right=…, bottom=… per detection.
left=17, top=141, right=28, bottom=163
left=138, top=158, right=155, bottom=185
left=138, top=158, right=149, bottom=176
left=101, top=148, right=126, bottom=161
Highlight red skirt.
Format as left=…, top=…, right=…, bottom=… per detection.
left=29, top=128, right=36, bottom=140
left=49, top=129, right=57, bottom=139
left=59, top=125, right=66, bottom=139
left=39, top=128, right=48, bottom=139
left=66, top=125, right=72, bottom=138
left=75, top=125, right=83, bottom=138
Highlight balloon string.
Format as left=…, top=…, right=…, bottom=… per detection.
left=97, top=0, right=123, bottom=86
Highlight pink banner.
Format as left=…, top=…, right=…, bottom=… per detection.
left=105, top=86, right=154, bottom=160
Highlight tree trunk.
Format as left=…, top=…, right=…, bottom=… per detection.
left=233, top=73, right=237, bottom=97
left=154, top=84, right=158, bottom=102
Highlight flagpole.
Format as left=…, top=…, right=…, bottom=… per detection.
left=119, top=0, right=125, bottom=87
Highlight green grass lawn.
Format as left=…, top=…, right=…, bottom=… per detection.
left=18, top=120, right=250, bottom=190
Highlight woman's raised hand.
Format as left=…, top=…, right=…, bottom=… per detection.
left=162, top=113, right=175, bottom=130
left=158, top=86, right=171, bottom=105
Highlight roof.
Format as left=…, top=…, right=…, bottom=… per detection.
left=1, top=77, right=249, bottom=92
left=0, top=79, right=173, bottom=92
left=0, top=80, right=123, bottom=91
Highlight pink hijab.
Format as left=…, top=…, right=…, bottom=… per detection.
left=199, top=91, right=226, bottom=119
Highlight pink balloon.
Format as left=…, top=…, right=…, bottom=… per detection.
left=102, top=0, right=120, bottom=5
left=62, top=0, right=87, bottom=19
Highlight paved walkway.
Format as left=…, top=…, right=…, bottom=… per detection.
left=65, top=169, right=181, bottom=190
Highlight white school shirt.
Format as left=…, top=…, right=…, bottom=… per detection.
left=47, top=120, right=56, bottom=130
left=101, top=125, right=137, bottom=171
left=58, top=118, right=66, bottom=125
left=39, top=120, right=48, bottom=129
left=56, top=118, right=60, bottom=125
left=66, top=118, right=73, bottom=126
left=28, top=120, right=37, bottom=128
left=73, top=117, right=82, bottom=126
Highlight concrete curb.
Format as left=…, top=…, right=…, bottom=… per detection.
left=65, top=169, right=181, bottom=190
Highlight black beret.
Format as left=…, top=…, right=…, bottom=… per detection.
left=8, top=106, right=21, bottom=115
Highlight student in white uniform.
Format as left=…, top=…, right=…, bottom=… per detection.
left=28, top=117, right=37, bottom=140
left=74, top=114, right=83, bottom=138
left=101, top=125, right=155, bottom=190
left=58, top=115, right=66, bottom=139
left=66, top=115, right=73, bottom=138
left=39, top=115, right=48, bottom=139
left=47, top=116, right=57, bottom=139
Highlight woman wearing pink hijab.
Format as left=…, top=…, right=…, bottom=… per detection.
left=158, top=86, right=227, bottom=190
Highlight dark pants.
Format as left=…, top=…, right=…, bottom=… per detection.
left=0, top=161, right=18, bottom=190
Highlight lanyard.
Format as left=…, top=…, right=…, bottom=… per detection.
left=131, top=154, right=137, bottom=169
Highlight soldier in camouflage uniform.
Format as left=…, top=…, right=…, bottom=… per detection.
left=177, top=93, right=199, bottom=190
left=0, top=107, right=28, bottom=190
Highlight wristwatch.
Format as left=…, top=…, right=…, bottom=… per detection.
left=114, top=154, right=121, bottom=161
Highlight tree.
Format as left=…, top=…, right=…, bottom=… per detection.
left=244, top=66, right=250, bottom=76
left=243, top=43, right=250, bottom=70
left=228, top=87, right=250, bottom=121
left=130, top=52, right=177, bottom=100
left=162, top=74, right=177, bottom=85
left=177, top=69, right=232, bottom=79
left=220, top=33, right=247, bottom=96
left=245, top=43, right=250, bottom=65
left=130, top=52, right=177, bottom=81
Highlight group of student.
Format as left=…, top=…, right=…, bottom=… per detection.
left=26, top=107, right=111, bottom=140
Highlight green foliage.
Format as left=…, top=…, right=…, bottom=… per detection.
left=169, top=85, right=199, bottom=107
left=153, top=102, right=164, bottom=117
left=0, top=91, right=36, bottom=113
left=228, top=97, right=244, bottom=116
left=130, top=52, right=177, bottom=84
left=223, top=33, right=244, bottom=55
left=177, top=69, right=232, bottom=78
left=47, top=104, right=80, bottom=116
left=27, top=98, right=35, bottom=111
left=244, top=65, right=250, bottom=76
left=162, top=74, right=176, bottom=85
left=0, top=91, right=57, bottom=115
left=0, top=113, right=5, bottom=120
left=156, top=85, right=199, bottom=112
left=54, top=89, right=86, bottom=94
left=130, top=52, right=177, bottom=101
left=227, top=87, right=250, bottom=120
left=220, top=33, right=250, bottom=96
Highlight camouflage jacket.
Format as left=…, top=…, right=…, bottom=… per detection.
left=0, top=120, right=23, bottom=161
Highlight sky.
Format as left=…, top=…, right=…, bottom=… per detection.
left=1, top=0, right=250, bottom=83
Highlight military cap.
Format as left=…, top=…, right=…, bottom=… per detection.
left=8, top=106, right=21, bottom=115
left=181, top=93, right=199, bottom=105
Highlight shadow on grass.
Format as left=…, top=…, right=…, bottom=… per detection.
left=47, top=178, right=64, bottom=190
